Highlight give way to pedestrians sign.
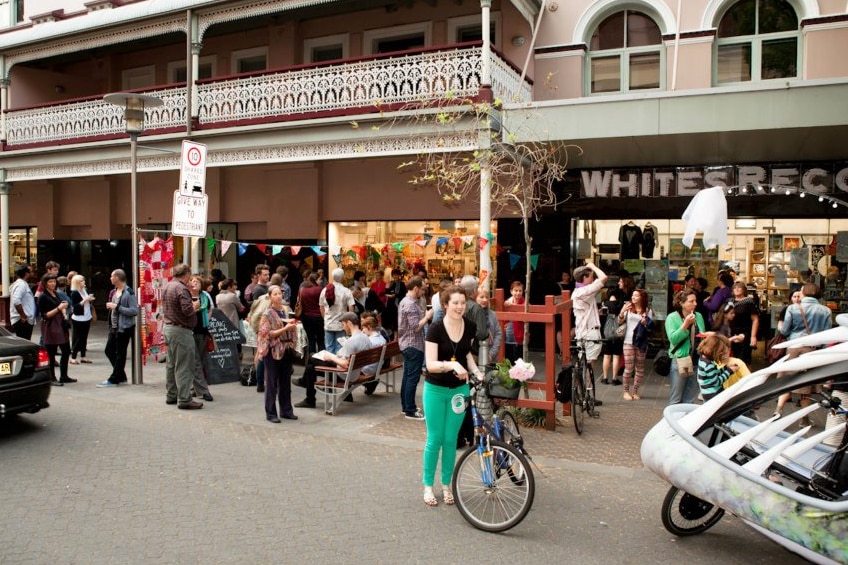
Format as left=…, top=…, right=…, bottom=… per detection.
left=172, top=191, right=208, bottom=237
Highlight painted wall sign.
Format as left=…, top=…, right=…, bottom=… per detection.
left=577, top=163, right=848, bottom=198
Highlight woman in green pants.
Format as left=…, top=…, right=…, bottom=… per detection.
left=422, top=285, right=485, bottom=507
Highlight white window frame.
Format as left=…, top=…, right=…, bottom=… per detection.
left=167, top=55, right=217, bottom=83
left=446, top=12, right=501, bottom=49
left=231, top=46, right=268, bottom=74
left=712, top=1, right=801, bottom=85
left=121, top=65, right=156, bottom=90
left=363, top=22, right=431, bottom=55
left=585, top=12, right=664, bottom=95
left=303, top=33, right=350, bottom=64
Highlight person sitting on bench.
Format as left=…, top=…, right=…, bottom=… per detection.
left=295, top=312, right=373, bottom=408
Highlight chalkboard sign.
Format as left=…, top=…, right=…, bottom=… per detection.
left=205, top=309, right=246, bottom=385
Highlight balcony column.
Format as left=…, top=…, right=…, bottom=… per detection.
left=191, top=42, right=202, bottom=121
left=0, top=76, right=9, bottom=144
left=480, top=0, right=492, bottom=94
left=0, top=170, right=10, bottom=296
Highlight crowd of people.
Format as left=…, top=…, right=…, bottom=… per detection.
left=8, top=257, right=844, bottom=506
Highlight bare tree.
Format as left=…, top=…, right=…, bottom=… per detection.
left=363, top=93, right=580, bottom=356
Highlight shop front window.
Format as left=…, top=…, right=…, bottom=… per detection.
left=329, top=220, right=496, bottom=290
left=715, top=0, right=799, bottom=84
left=587, top=10, right=663, bottom=95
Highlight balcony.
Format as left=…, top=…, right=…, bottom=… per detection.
left=2, top=44, right=532, bottom=150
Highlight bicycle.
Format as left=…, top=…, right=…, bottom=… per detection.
left=570, top=337, right=605, bottom=435
left=451, top=374, right=535, bottom=532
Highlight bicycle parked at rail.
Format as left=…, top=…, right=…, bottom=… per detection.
left=569, top=337, right=606, bottom=435
left=451, top=373, right=535, bottom=532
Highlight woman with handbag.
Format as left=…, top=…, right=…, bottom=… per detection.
left=665, top=289, right=705, bottom=405
left=619, top=288, right=653, bottom=400
left=189, top=274, right=214, bottom=402
left=600, top=274, right=633, bottom=385
left=38, top=274, right=75, bottom=385
left=728, top=281, right=759, bottom=365
left=257, top=284, right=299, bottom=422
left=773, top=283, right=833, bottom=423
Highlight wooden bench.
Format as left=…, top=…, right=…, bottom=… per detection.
left=314, top=345, right=386, bottom=415
left=377, top=340, right=403, bottom=394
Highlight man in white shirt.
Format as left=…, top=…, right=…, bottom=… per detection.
left=319, top=268, right=355, bottom=355
left=571, top=262, right=608, bottom=405
left=10, top=264, right=36, bottom=340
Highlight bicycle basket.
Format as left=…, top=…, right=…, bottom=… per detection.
left=555, top=365, right=572, bottom=403
left=485, top=368, right=521, bottom=400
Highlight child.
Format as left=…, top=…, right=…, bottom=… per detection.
left=711, top=302, right=745, bottom=344
left=696, top=334, right=738, bottom=401
left=503, top=281, right=525, bottom=363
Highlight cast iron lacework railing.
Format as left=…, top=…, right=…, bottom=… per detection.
left=4, top=86, right=186, bottom=146
left=3, top=45, right=530, bottom=147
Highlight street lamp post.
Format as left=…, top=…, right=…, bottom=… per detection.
left=104, top=92, right=163, bottom=385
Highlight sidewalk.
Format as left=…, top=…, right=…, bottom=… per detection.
left=43, top=321, right=679, bottom=469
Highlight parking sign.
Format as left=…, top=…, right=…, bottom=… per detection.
left=179, top=140, right=207, bottom=196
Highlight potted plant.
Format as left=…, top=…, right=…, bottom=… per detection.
left=488, top=358, right=535, bottom=399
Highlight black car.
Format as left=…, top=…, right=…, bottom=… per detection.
left=0, top=326, right=51, bottom=417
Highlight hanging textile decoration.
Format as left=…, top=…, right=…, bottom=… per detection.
left=452, top=237, right=462, bottom=253
left=461, top=235, right=474, bottom=250
left=477, top=236, right=488, bottom=250
left=479, top=269, right=489, bottom=285
left=311, top=246, right=326, bottom=256
left=530, top=254, right=540, bottom=271
left=346, top=249, right=358, bottom=259
left=255, top=244, right=267, bottom=255
left=305, top=256, right=313, bottom=269
left=509, top=253, right=521, bottom=269
left=392, top=241, right=407, bottom=252
left=237, top=243, right=249, bottom=256
left=290, top=245, right=301, bottom=256
left=272, top=245, right=284, bottom=255
left=207, top=238, right=216, bottom=256
left=332, top=253, right=342, bottom=266
left=413, top=235, right=427, bottom=248
left=369, top=248, right=381, bottom=263
left=422, top=233, right=433, bottom=246
left=436, top=237, right=449, bottom=246
left=220, top=240, right=232, bottom=257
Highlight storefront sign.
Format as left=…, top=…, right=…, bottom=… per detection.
left=578, top=163, right=848, bottom=198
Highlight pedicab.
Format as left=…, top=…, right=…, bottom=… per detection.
left=641, top=314, right=848, bottom=565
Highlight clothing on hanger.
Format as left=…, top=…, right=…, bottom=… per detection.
left=642, top=223, right=658, bottom=258
left=619, top=223, right=643, bottom=260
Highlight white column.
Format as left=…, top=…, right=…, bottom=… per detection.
left=479, top=0, right=493, bottom=287
left=0, top=169, right=9, bottom=296
left=0, top=76, right=9, bottom=144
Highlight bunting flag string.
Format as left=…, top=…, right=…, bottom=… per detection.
left=509, top=253, right=521, bottom=269
left=530, top=254, right=540, bottom=271
left=179, top=232, right=499, bottom=266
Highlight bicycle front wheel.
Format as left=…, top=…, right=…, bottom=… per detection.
left=496, top=409, right=527, bottom=485
left=572, top=364, right=586, bottom=435
left=452, top=439, right=535, bottom=532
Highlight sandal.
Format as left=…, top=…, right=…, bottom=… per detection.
left=69, top=359, right=79, bottom=365
left=80, top=358, right=93, bottom=364
left=423, top=487, right=438, bottom=507
left=442, top=486, right=455, bottom=506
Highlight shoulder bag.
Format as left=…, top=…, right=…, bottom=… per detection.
left=767, top=304, right=810, bottom=365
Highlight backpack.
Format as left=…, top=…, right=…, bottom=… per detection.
left=324, top=283, right=335, bottom=307
left=239, top=365, right=257, bottom=387
left=555, top=365, right=572, bottom=403
left=248, top=294, right=271, bottom=335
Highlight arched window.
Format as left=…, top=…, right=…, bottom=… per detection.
left=715, top=0, right=800, bottom=83
left=588, top=10, right=663, bottom=94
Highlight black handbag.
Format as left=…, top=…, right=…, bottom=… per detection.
left=653, top=350, right=671, bottom=377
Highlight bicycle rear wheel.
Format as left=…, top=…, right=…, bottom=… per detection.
left=661, top=486, right=725, bottom=536
left=452, top=439, right=535, bottom=532
left=572, top=362, right=586, bottom=435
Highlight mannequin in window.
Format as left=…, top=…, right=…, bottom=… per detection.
left=619, top=221, right=642, bottom=260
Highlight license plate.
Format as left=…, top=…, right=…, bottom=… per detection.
left=0, top=362, right=10, bottom=376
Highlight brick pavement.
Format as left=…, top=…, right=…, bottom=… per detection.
left=42, top=321, right=784, bottom=470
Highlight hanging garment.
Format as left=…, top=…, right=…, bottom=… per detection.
left=642, top=223, right=658, bottom=258
left=619, top=223, right=643, bottom=259
left=681, top=186, right=728, bottom=250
